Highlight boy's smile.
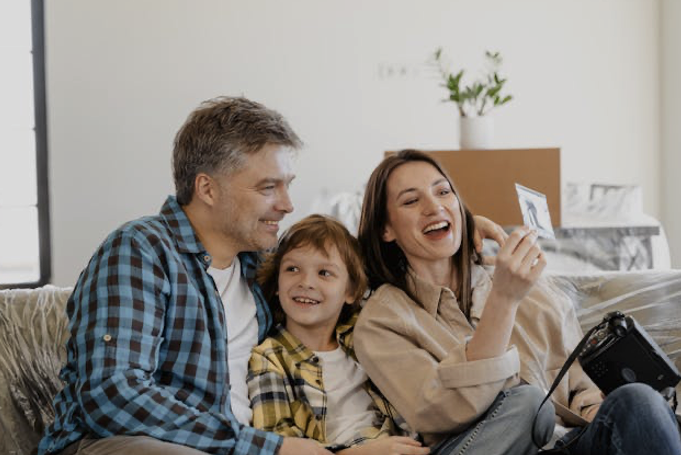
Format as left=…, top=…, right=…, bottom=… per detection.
left=278, top=244, right=354, bottom=351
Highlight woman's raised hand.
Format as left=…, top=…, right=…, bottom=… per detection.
left=472, top=215, right=508, bottom=252
left=466, top=227, right=546, bottom=361
left=490, top=227, right=546, bottom=306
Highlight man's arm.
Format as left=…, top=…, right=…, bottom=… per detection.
left=69, top=228, right=282, bottom=455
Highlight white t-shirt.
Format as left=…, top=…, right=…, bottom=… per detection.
left=313, top=346, right=377, bottom=445
left=207, top=256, right=258, bottom=426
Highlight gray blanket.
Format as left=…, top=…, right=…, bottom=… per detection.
left=0, top=286, right=71, bottom=455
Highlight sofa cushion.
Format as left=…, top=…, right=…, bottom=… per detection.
left=0, top=286, right=72, bottom=455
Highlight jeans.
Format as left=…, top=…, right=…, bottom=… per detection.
left=555, top=383, right=681, bottom=455
left=59, top=436, right=208, bottom=455
left=432, top=384, right=555, bottom=455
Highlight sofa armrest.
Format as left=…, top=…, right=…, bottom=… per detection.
left=0, top=285, right=72, bottom=455
left=546, top=270, right=681, bottom=381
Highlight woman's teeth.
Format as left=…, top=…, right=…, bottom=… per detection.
left=423, top=221, right=449, bottom=234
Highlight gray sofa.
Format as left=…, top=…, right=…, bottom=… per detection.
left=2, top=271, right=681, bottom=455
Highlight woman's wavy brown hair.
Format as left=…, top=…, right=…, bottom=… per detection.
left=258, top=214, right=368, bottom=325
left=358, top=149, right=481, bottom=318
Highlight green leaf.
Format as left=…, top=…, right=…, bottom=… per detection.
left=433, top=48, right=512, bottom=114
left=487, top=85, right=501, bottom=98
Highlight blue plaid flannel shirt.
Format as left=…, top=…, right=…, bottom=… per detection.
left=38, top=196, right=282, bottom=455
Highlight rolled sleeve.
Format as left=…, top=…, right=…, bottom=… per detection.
left=438, top=345, right=520, bottom=388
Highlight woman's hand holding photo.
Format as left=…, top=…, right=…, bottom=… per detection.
left=490, top=227, right=546, bottom=306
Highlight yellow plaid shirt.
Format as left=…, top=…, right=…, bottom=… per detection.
left=247, top=311, right=412, bottom=451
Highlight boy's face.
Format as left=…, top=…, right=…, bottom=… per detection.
left=278, top=244, right=354, bottom=340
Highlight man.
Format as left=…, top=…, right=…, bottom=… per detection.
left=39, top=97, right=330, bottom=455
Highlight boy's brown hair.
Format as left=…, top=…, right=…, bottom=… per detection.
left=258, top=214, right=367, bottom=325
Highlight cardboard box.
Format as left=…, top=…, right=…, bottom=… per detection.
left=385, top=148, right=561, bottom=227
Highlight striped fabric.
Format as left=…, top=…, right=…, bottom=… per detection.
left=38, top=196, right=281, bottom=455
left=247, top=311, right=412, bottom=451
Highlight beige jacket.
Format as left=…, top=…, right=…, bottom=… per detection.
left=354, top=265, right=602, bottom=445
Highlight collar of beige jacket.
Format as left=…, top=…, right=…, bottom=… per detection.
left=406, top=268, right=454, bottom=316
left=406, top=264, right=493, bottom=319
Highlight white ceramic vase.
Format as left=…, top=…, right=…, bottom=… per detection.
left=459, top=116, right=494, bottom=149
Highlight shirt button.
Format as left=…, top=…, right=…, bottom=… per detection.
left=103, top=334, right=112, bottom=342
left=203, top=254, right=211, bottom=263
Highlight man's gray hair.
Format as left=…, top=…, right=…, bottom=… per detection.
left=172, top=96, right=302, bottom=205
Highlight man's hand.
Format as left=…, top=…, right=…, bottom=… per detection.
left=279, top=437, right=334, bottom=455
left=472, top=215, right=508, bottom=264
left=338, top=436, right=430, bottom=455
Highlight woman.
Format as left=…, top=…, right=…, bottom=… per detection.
left=354, top=149, right=680, bottom=455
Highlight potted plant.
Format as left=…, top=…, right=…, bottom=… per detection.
left=431, top=49, right=513, bottom=149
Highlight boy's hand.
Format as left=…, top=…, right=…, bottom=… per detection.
left=280, top=437, right=334, bottom=455
left=356, top=436, right=430, bottom=455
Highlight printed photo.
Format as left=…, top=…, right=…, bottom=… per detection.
left=515, top=183, right=555, bottom=239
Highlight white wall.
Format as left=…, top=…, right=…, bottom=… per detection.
left=46, top=0, right=661, bottom=285
left=662, top=0, right=681, bottom=267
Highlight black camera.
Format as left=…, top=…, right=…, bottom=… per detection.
left=579, top=311, right=681, bottom=395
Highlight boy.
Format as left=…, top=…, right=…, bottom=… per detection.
left=248, top=215, right=429, bottom=455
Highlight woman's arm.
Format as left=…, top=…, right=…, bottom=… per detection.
left=466, top=228, right=545, bottom=361
left=354, top=293, right=520, bottom=435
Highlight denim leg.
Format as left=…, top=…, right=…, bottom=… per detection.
left=432, top=384, right=555, bottom=455
left=556, top=383, right=681, bottom=455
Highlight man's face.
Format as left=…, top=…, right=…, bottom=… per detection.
left=211, top=143, right=295, bottom=254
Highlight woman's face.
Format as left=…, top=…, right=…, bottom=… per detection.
left=383, top=161, right=463, bottom=270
